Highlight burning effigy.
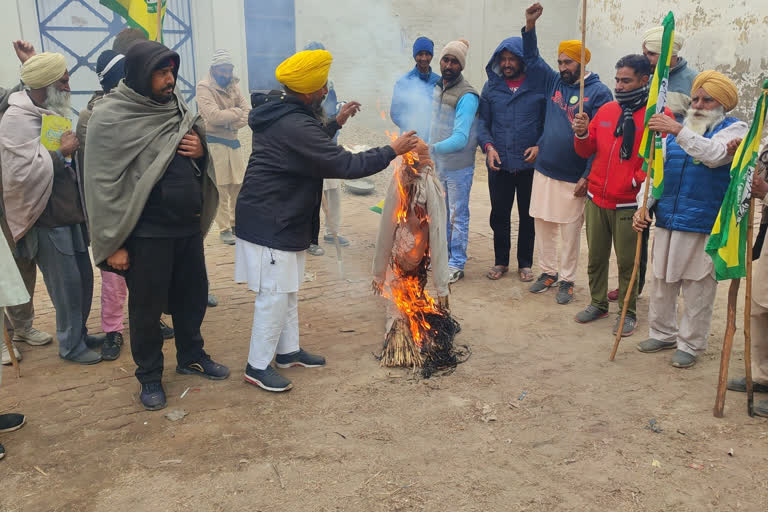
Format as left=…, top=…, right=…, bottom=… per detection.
left=372, top=137, right=466, bottom=377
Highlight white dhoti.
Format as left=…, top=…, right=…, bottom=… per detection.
left=648, top=227, right=718, bottom=356
left=234, top=239, right=305, bottom=370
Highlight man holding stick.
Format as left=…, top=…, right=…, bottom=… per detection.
left=572, top=55, right=673, bottom=334
left=522, top=3, right=613, bottom=304
left=633, top=71, right=748, bottom=368
left=728, top=147, right=768, bottom=416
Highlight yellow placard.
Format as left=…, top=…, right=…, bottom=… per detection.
left=40, top=114, right=72, bottom=151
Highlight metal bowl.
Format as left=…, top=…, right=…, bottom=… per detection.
left=344, top=178, right=376, bottom=195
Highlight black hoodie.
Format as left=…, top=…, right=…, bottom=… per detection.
left=235, top=91, right=396, bottom=251
left=125, top=41, right=205, bottom=238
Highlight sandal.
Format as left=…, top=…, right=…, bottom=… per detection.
left=486, top=265, right=509, bottom=280
left=518, top=267, right=534, bottom=282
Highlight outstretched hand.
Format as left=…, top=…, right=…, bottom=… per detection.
left=390, top=130, right=419, bottom=156
left=336, top=101, right=361, bottom=127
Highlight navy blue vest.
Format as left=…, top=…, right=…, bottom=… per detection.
left=655, top=117, right=740, bottom=234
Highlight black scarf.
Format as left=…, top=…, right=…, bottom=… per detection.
left=614, top=85, right=649, bottom=160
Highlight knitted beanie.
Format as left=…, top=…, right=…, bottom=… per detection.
left=439, top=39, right=469, bottom=70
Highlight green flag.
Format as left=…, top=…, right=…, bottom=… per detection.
left=637, top=11, right=675, bottom=199
left=705, top=81, right=768, bottom=280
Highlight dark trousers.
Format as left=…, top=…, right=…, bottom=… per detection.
left=488, top=168, right=535, bottom=268
left=639, top=225, right=649, bottom=295
left=124, top=233, right=208, bottom=384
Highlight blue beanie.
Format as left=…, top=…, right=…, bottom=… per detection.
left=96, top=49, right=125, bottom=93
left=303, top=41, right=326, bottom=51
left=412, top=37, right=434, bottom=58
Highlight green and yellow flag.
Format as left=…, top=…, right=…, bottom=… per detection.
left=638, top=11, right=675, bottom=199
left=705, top=81, right=768, bottom=280
left=100, top=0, right=166, bottom=42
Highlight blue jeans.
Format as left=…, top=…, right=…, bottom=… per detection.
left=439, top=166, right=474, bottom=270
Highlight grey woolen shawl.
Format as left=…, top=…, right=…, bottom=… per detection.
left=84, top=81, right=218, bottom=267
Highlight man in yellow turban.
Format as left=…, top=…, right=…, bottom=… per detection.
left=633, top=70, right=748, bottom=369
left=641, top=25, right=698, bottom=121
left=234, top=50, right=420, bottom=393
left=521, top=2, right=612, bottom=305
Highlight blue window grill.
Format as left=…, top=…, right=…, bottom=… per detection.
left=34, top=0, right=197, bottom=115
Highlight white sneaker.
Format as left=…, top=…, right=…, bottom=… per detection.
left=1, top=342, right=22, bottom=365
left=13, top=327, right=52, bottom=346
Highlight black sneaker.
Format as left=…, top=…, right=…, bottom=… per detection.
left=176, top=355, right=230, bottom=380
left=276, top=349, right=326, bottom=368
left=160, top=320, right=175, bottom=340
left=101, top=332, right=123, bottom=361
left=555, top=281, right=574, bottom=304
left=0, top=443, right=5, bottom=460
left=0, top=413, right=26, bottom=433
left=85, top=334, right=106, bottom=349
left=244, top=364, right=293, bottom=392
left=140, top=382, right=167, bottom=411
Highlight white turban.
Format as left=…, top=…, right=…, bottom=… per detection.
left=643, top=26, right=684, bottom=55
left=20, top=52, right=67, bottom=89
left=211, top=49, right=232, bottom=67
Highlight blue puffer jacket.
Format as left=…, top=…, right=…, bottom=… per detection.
left=655, top=117, right=740, bottom=234
left=477, top=37, right=546, bottom=172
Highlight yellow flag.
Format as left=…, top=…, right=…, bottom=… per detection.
left=100, top=0, right=166, bottom=42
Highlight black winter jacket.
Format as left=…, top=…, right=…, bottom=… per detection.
left=236, top=91, right=396, bottom=251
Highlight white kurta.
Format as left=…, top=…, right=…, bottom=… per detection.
left=234, top=239, right=304, bottom=369
left=1, top=232, right=30, bottom=386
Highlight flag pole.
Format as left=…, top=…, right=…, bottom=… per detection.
left=156, top=0, right=163, bottom=42
left=610, top=132, right=653, bottom=360
left=745, top=197, right=756, bottom=416
left=578, top=0, right=587, bottom=114
left=714, top=278, right=741, bottom=417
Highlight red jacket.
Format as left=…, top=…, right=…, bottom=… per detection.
left=574, top=101, right=673, bottom=209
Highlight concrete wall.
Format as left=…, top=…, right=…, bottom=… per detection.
left=585, top=0, right=768, bottom=121
left=295, top=0, right=578, bottom=130
left=190, top=0, right=250, bottom=100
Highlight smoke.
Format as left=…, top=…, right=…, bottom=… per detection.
left=296, top=0, right=438, bottom=134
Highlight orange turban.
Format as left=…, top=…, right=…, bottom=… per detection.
left=275, top=49, right=332, bottom=94
left=692, top=70, right=739, bottom=112
left=558, top=40, right=591, bottom=64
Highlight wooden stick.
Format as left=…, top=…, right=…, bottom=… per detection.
left=610, top=133, right=654, bottom=361
left=578, top=0, right=587, bottom=114
left=745, top=197, right=756, bottom=416
left=714, top=279, right=741, bottom=417
left=3, top=322, right=20, bottom=378
left=156, top=0, right=163, bottom=42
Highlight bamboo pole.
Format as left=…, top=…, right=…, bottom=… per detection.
left=3, top=322, right=20, bottom=378
left=610, top=133, right=654, bottom=361
left=714, top=279, right=741, bottom=417
left=745, top=197, right=756, bottom=416
left=578, top=0, right=587, bottom=114
left=156, top=0, right=163, bottom=42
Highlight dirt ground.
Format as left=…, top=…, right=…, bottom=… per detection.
left=2, top=149, right=768, bottom=511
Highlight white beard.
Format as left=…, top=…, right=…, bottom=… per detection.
left=683, top=106, right=726, bottom=136
left=44, top=85, right=72, bottom=117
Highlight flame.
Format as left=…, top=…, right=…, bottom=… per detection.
left=377, top=99, right=388, bottom=121
left=379, top=128, right=438, bottom=346
left=384, top=271, right=439, bottom=346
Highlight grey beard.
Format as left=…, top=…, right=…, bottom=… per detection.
left=312, top=101, right=328, bottom=125
left=43, top=85, right=72, bottom=117
left=683, top=106, right=726, bottom=136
